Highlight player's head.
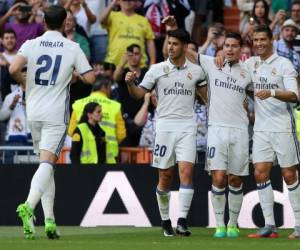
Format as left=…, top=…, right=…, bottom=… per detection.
left=127, top=44, right=142, bottom=67
left=44, top=5, right=67, bottom=31
left=167, top=29, right=191, bottom=61
left=92, top=75, right=112, bottom=97
left=79, top=102, right=102, bottom=124
left=223, top=32, right=243, bottom=62
left=252, top=25, right=273, bottom=58
left=1, top=29, right=17, bottom=52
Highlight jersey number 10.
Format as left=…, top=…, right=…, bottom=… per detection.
left=35, top=54, right=62, bottom=86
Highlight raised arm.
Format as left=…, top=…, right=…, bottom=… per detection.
left=99, top=0, right=118, bottom=25
left=81, top=0, right=96, bottom=24
left=125, top=71, right=148, bottom=100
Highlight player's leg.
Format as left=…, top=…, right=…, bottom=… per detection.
left=282, top=166, right=300, bottom=239
left=227, top=128, right=249, bottom=237
left=211, top=170, right=227, bottom=238
left=248, top=132, right=277, bottom=238
left=152, top=131, right=176, bottom=236
left=227, top=175, right=243, bottom=237
left=175, top=132, right=197, bottom=236
left=177, top=161, right=194, bottom=236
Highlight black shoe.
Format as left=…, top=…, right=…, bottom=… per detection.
left=162, top=219, right=175, bottom=237
left=176, top=218, right=191, bottom=236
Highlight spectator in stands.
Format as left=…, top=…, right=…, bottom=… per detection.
left=291, top=1, right=300, bottom=54
left=237, top=0, right=255, bottom=32
left=64, top=0, right=96, bottom=36
left=69, top=76, right=126, bottom=164
left=64, top=11, right=91, bottom=60
left=87, top=0, right=110, bottom=63
left=198, top=23, right=225, bottom=57
left=70, top=102, right=106, bottom=164
left=242, top=0, right=286, bottom=42
left=0, top=0, right=44, bottom=50
left=138, top=91, right=157, bottom=149
left=113, top=43, right=147, bottom=146
left=273, top=19, right=300, bottom=72
left=28, top=0, right=47, bottom=24
left=0, top=30, right=18, bottom=101
left=0, top=67, right=31, bottom=163
left=100, top=0, right=156, bottom=67
left=240, top=44, right=253, bottom=61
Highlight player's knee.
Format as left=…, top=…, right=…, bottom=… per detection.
left=212, top=172, right=226, bottom=188
left=159, top=172, right=173, bottom=187
left=254, top=168, right=268, bottom=182
left=282, top=168, right=297, bottom=185
left=228, top=175, right=242, bottom=187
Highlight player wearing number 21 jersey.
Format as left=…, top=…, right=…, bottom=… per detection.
left=9, top=5, right=95, bottom=240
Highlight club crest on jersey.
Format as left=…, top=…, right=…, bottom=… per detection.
left=187, top=72, right=192, bottom=80
left=163, top=66, right=170, bottom=74
left=271, top=68, right=277, bottom=76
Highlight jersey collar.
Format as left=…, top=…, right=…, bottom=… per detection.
left=43, top=30, right=63, bottom=37
left=166, top=58, right=188, bottom=70
left=259, top=53, right=278, bottom=64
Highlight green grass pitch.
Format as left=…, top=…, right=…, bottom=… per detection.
left=0, top=227, right=299, bottom=250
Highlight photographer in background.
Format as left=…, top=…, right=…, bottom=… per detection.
left=0, top=0, right=44, bottom=50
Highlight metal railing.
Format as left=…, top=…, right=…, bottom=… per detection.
left=0, top=146, right=39, bottom=164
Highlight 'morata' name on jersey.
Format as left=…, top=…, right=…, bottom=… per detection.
left=198, top=55, right=252, bottom=129
left=139, top=59, right=206, bottom=132
left=245, top=54, right=298, bottom=132
left=18, top=31, right=92, bottom=124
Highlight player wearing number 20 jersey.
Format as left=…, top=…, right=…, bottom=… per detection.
left=18, top=31, right=92, bottom=124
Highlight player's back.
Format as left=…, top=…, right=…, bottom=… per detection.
left=19, top=31, right=90, bottom=124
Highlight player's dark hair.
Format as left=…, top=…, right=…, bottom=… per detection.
left=92, top=76, right=112, bottom=92
left=225, top=32, right=243, bottom=46
left=253, top=25, right=273, bottom=39
left=1, top=29, right=16, bottom=38
left=79, top=102, right=100, bottom=124
left=167, top=29, right=191, bottom=44
left=292, top=0, right=300, bottom=7
left=127, top=44, right=141, bottom=52
left=44, top=5, right=67, bottom=30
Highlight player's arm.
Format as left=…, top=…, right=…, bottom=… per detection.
left=9, top=55, right=27, bottom=86
left=125, top=71, right=148, bottom=100
left=196, top=85, right=208, bottom=105
left=81, top=70, right=96, bottom=85
left=255, top=89, right=298, bottom=102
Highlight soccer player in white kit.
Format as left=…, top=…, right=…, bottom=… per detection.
left=195, top=33, right=252, bottom=238
left=9, top=5, right=95, bottom=239
left=125, top=29, right=206, bottom=237
left=244, top=26, right=300, bottom=239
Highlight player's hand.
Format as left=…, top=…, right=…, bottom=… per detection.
left=162, top=16, right=178, bottom=31
left=214, top=54, right=225, bottom=69
left=125, top=71, right=137, bottom=85
left=255, top=90, right=271, bottom=100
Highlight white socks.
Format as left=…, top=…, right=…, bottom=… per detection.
left=211, top=185, right=226, bottom=227
left=257, top=180, right=275, bottom=226
left=156, top=187, right=170, bottom=221
left=228, top=185, right=243, bottom=227
left=41, top=174, right=55, bottom=220
left=178, top=185, right=194, bottom=219
left=26, top=162, right=53, bottom=210
left=287, top=178, right=300, bottom=227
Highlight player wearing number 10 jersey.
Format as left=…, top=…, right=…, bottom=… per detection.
left=9, top=5, right=95, bottom=239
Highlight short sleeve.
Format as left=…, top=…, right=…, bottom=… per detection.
left=282, top=60, right=299, bottom=97
left=139, top=66, right=157, bottom=90
left=74, top=44, right=93, bottom=75
left=17, top=40, right=31, bottom=59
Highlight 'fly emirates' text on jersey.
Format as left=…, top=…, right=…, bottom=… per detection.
left=139, top=59, right=206, bottom=132
left=199, top=54, right=252, bottom=129
left=18, top=31, right=92, bottom=124
left=245, top=54, right=298, bottom=132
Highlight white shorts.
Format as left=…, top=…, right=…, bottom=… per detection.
left=152, top=131, right=196, bottom=169
left=253, top=131, right=300, bottom=167
left=205, top=126, right=249, bottom=176
left=28, top=121, right=67, bottom=156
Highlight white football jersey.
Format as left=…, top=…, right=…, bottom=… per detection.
left=198, top=55, right=252, bottom=129
left=245, top=54, right=298, bottom=132
left=18, top=31, right=92, bottom=124
left=139, top=59, right=206, bottom=132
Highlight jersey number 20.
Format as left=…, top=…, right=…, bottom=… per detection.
left=35, top=55, right=62, bottom=86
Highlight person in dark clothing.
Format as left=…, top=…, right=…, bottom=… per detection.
left=71, top=102, right=106, bottom=164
